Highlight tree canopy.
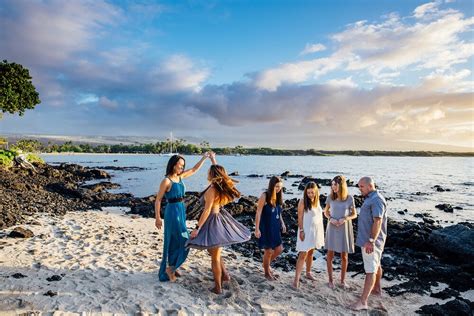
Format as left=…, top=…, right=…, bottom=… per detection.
left=0, top=60, right=41, bottom=117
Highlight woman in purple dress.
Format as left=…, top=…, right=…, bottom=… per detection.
left=186, top=164, right=251, bottom=294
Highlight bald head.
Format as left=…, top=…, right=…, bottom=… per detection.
left=358, top=176, right=376, bottom=196
left=359, top=177, right=374, bottom=186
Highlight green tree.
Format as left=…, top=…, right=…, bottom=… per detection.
left=0, top=60, right=41, bottom=117
left=200, top=141, right=211, bottom=150
left=12, top=139, right=42, bottom=152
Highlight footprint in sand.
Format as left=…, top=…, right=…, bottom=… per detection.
left=255, top=282, right=275, bottom=291
left=231, top=275, right=245, bottom=285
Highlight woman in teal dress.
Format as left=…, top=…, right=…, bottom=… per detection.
left=155, top=152, right=215, bottom=282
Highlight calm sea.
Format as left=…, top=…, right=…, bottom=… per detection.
left=41, top=154, right=474, bottom=225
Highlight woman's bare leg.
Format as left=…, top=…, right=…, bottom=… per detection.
left=293, top=251, right=307, bottom=288
left=326, top=250, right=335, bottom=288
left=209, top=247, right=223, bottom=294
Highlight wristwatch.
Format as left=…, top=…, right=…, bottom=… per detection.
left=369, top=238, right=375, bottom=243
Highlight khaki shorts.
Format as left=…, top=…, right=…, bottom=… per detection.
left=361, top=246, right=383, bottom=273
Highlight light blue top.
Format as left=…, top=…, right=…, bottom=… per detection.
left=356, top=190, right=388, bottom=250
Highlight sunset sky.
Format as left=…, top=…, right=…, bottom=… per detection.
left=1, top=0, right=473, bottom=151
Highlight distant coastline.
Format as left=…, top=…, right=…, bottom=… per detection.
left=39, top=150, right=474, bottom=157
left=4, top=137, right=473, bottom=157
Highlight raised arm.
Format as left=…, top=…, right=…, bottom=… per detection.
left=154, top=178, right=171, bottom=229
left=180, top=152, right=209, bottom=179
left=297, top=199, right=305, bottom=241
left=190, top=186, right=216, bottom=239
left=209, top=151, right=217, bottom=165
left=254, top=193, right=266, bottom=238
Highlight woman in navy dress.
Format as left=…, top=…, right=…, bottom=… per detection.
left=255, top=176, right=287, bottom=280
left=187, top=164, right=251, bottom=294
left=155, top=152, right=212, bottom=282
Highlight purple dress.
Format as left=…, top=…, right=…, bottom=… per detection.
left=186, top=186, right=251, bottom=250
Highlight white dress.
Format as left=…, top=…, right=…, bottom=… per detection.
left=296, top=205, right=325, bottom=252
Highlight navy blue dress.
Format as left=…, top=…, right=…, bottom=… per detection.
left=258, top=203, right=283, bottom=249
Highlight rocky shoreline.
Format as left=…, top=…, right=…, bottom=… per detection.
left=1, top=162, right=473, bottom=315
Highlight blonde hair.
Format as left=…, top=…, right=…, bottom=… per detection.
left=330, top=175, right=348, bottom=201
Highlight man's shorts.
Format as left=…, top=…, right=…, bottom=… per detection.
left=361, top=246, right=383, bottom=273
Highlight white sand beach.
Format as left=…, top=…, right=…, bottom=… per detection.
left=0, top=210, right=447, bottom=315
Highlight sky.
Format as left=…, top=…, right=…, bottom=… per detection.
left=0, top=0, right=473, bottom=151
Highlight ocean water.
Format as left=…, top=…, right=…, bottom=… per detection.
left=41, top=154, right=474, bottom=225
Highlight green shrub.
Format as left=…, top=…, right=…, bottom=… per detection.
left=26, top=153, right=44, bottom=164
left=0, top=149, right=14, bottom=167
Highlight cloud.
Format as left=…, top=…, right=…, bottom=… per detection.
left=0, top=0, right=121, bottom=66
left=300, top=43, right=326, bottom=55
left=98, top=96, right=118, bottom=109
left=327, top=77, right=357, bottom=88
left=0, top=1, right=472, bottom=151
left=413, top=1, right=439, bottom=19
left=253, top=2, right=474, bottom=90
left=150, top=55, right=210, bottom=93
left=253, top=57, right=343, bottom=91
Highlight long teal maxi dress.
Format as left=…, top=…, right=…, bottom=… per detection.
left=158, top=177, right=189, bottom=281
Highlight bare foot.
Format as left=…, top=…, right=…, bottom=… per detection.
left=166, top=267, right=177, bottom=282
left=350, top=300, right=368, bottom=311
left=210, top=286, right=222, bottom=294
left=375, top=301, right=387, bottom=312
left=328, top=281, right=335, bottom=289
left=372, top=288, right=382, bottom=296
left=174, top=270, right=182, bottom=277
left=291, top=280, right=300, bottom=289
left=265, top=273, right=276, bottom=281
left=222, top=272, right=231, bottom=282
left=305, top=273, right=316, bottom=281
left=339, top=281, right=347, bottom=289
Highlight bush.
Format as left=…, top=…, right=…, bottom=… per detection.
left=0, top=149, right=15, bottom=167
left=0, top=149, right=43, bottom=167
left=26, top=153, right=44, bottom=164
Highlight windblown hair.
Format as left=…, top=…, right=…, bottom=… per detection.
left=330, top=175, right=348, bottom=201
left=303, top=181, right=320, bottom=211
left=208, top=164, right=240, bottom=205
left=266, top=176, right=283, bottom=207
left=165, top=155, right=185, bottom=177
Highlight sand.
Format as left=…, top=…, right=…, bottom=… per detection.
left=0, top=209, right=447, bottom=315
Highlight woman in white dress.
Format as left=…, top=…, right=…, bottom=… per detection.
left=292, top=181, right=325, bottom=289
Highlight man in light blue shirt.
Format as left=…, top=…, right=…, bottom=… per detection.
left=351, top=176, right=387, bottom=311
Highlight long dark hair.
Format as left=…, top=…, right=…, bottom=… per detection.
left=303, top=181, right=320, bottom=211
left=208, top=164, right=240, bottom=205
left=266, top=176, right=283, bottom=207
left=165, top=155, right=185, bottom=177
